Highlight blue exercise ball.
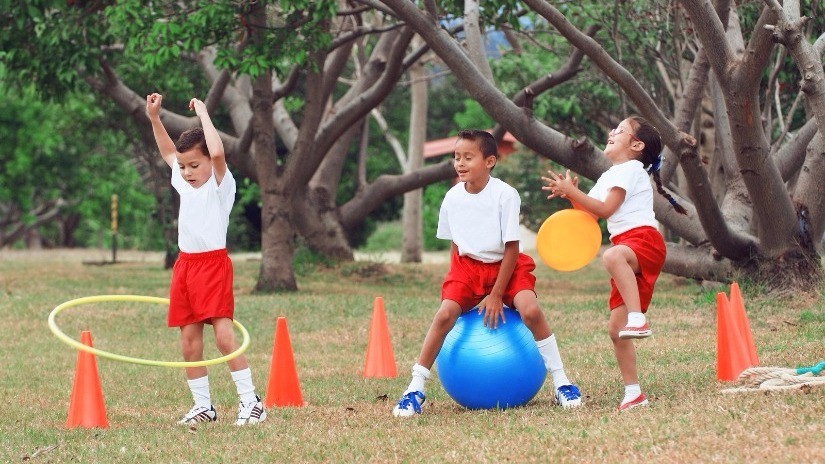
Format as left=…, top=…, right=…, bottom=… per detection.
left=435, top=306, right=547, bottom=409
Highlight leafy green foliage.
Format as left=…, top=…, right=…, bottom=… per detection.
left=423, top=181, right=451, bottom=251
left=359, top=221, right=402, bottom=252
left=490, top=26, right=616, bottom=140
left=0, top=1, right=338, bottom=96
left=0, top=72, right=158, bottom=248
left=0, top=1, right=114, bottom=97
left=453, top=99, right=494, bottom=130
left=439, top=0, right=528, bottom=30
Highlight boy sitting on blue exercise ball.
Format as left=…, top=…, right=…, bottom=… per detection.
left=392, top=129, right=582, bottom=417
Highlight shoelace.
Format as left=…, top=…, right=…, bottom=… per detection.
left=397, top=391, right=425, bottom=413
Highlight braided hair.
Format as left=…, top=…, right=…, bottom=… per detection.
left=628, top=116, right=688, bottom=215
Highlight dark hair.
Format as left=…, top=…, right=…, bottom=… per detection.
left=628, top=115, right=688, bottom=215
left=175, top=128, right=209, bottom=158
left=456, top=129, right=498, bottom=159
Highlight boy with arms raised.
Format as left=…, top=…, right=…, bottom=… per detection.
left=146, top=93, right=266, bottom=425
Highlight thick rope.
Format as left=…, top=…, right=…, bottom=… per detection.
left=721, top=362, right=825, bottom=394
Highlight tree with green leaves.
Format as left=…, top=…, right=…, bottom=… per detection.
left=0, top=74, right=155, bottom=250
left=376, top=0, right=824, bottom=293
left=2, top=1, right=456, bottom=290
left=3, top=0, right=823, bottom=294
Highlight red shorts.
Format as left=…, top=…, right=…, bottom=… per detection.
left=441, top=251, right=537, bottom=311
left=608, top=226, right=666, bottom=312
left=168, top=249, right=234, bottom=327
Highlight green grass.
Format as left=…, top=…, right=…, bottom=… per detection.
left=360, top=221, right=403, bottom=252
left=2, top=249, right=824, bottom=463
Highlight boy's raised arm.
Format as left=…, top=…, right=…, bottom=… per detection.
left=189, top=98, right=227, bottom=184
left=145, top=93, right=177, bottom=168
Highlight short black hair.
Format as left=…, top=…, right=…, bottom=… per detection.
left=176, top=127, right=209, bottom=158
left=456, top=129, right=497, bottom=158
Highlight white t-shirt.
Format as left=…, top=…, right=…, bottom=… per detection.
left=171, top=167, right=236, bottom=253
left=436, top=177, right=523, bottom=263
left=588, top=160, right=657, bottom=238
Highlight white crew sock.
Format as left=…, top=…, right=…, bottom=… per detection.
left=627, top=312, right=646, bottom=327
left=623, top=383, right=642, bottom=404
left=230, top=368, right=258, bottom=404
left=188, top=375, right=212, bottom=408
left=404, top=363, right=431, bottom=395
left=536, top=334, right=571, bottom=388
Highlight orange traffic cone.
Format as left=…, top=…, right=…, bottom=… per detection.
left=363, top=296, right=397, bottom=378
left=729, top=282, right=759, bottom=365
left=716, top=292, right=752, bottom=382
left=66, top=331, right=109, bottom=428
left=264, top=317, right=304, bottom=408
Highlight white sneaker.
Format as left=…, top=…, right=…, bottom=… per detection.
left=554, top=384, right=582, bottom=408
left=236, top=395, right=267, bottom=425
left=177, top=405, right=217, bottom=425
left=619, top=323, right=652, bottom=339
left=392, top=391, right=425, bottom=418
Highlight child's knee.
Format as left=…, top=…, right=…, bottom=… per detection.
left=601, top=248, right=616, bottom=264
left=432, top=304, right=460, bottom=328
left=607, top=320, right=623, bottom=341
left=517, top=303, right=543, bottom=326
left=214, top=331, right=237, bottom=354
left=180, top=336, right=203, bottom=356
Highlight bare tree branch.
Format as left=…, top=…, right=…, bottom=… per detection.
left=491, top=24, right=599, bottom=141
left=272, top=66, right=299, bottom=103
left=774, top=118, right=818, bottom=180
left=340, top=160, right=456, bottom=229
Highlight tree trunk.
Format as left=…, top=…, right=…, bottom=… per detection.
left=25, top=228, right=43, bottom=250
left=257, top=180, right=298, bottom=292
left=401, top=45, right=427, bottom=263
left=296, top=125, right=360, bottom=260
left=249, top=5, right=297, bottom=292
left=61, top=212, right=80, bottom=247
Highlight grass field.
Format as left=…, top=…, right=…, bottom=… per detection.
left=1, top=249, right=823, bottom=463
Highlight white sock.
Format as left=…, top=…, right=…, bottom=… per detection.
left=623, top=383, right=642, bottom=404
left=627, top=312, right=646, bottom=327
left=230, top=368, right=258, bottom=404
left=536, top=334, right=571, bottom=388
left=187, top=375, right=212, bottom=408
left=404, top=363, right=431, bottom=395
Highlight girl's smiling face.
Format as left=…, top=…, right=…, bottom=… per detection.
left=604, top=118, right=644, bottom=164
left=177, top=148, right=212, bottom=188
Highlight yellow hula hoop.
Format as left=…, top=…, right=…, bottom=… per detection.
left=48, top=295, right=250, bottom=368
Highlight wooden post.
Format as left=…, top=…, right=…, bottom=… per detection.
left=110, top=194, right=118, bottom=263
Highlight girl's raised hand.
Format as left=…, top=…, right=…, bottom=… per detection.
left=541, top=169, right=578, bottom=199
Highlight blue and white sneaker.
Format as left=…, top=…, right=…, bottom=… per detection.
left=392, top=391, right=426, bottom=418
left=555, top=384, right=582, bottom=408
